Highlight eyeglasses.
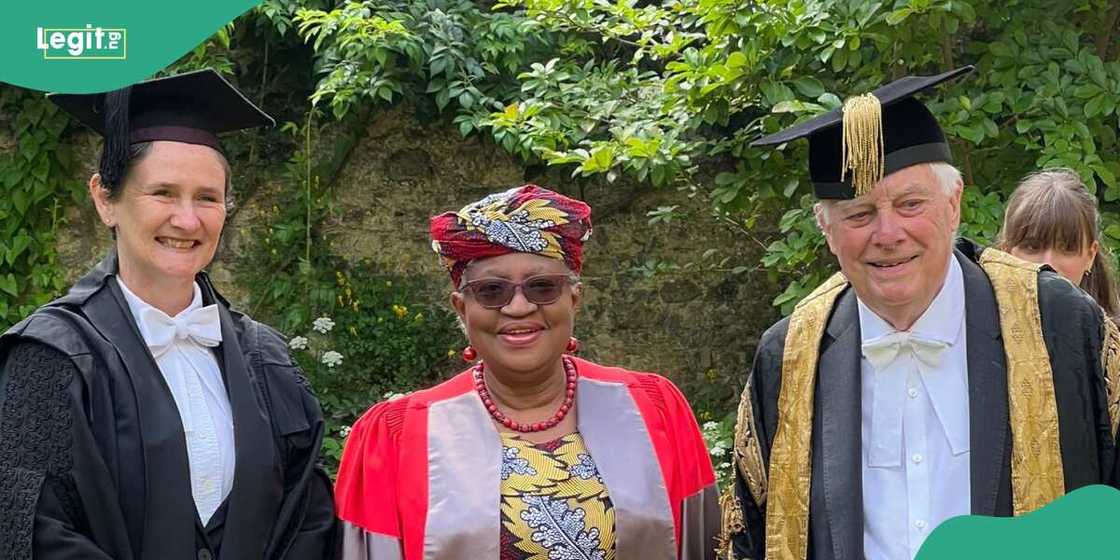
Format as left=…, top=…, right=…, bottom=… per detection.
left=460, top=274, right=576, bottom=309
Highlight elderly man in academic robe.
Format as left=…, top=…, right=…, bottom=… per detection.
left=0, top=70, right=338, bottom=559
left=720, top=66, right=1120, bottom=560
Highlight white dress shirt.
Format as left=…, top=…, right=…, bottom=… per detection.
left=118, top=278, right=236, bottom=525
left=858, top=257, right=971, bottom=560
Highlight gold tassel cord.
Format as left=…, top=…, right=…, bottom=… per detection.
left=840, top=93, right=885, bottom=197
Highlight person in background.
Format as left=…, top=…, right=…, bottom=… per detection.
left=997, top=167, right=1120, bottom=320
left=334, top=184, right=720, bottom=559
left=0, top=70, right=338, bottom=560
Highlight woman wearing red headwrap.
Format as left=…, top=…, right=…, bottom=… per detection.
left=334, top=185, right=720, bottom=559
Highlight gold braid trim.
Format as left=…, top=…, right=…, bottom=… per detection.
left=734, top=379, right=768, bottom=508
left=716, top=487, right=745, bottom=559
left=840, top=93, right=885, bottom=197
left=1101, top=315, right=1120, bottom=440
left=718, top=377, right=770, bottom=558
left=979, top=248, right=1066, bottom=514
left=765, top=272, right=849, bottom=560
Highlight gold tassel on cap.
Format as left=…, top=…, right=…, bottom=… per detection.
left=841, top=93, right=885, bottom=197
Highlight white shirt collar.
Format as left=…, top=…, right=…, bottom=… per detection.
left=857, top=255, right=970, bottom=457
left=117, top=277, right=205, bottom=345
left=858, top=255, right=965, bottom=347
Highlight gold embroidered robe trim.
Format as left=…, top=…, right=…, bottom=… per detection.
left=718, top=375, right=770, bottom=558
left=764, top=272, right=849, bottom=560
left=1101, top=316, right=1120, bottom=440
left=734, top=379, right=768, bottom=508
left=716, top=487, right=745, bottom=559
left=758, top=250, right=1070, bottom=560
left=978, top=248, right=1065, bottom=515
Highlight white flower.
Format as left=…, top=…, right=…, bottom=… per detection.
left=703, top=421, right=719, bottom=432
left=288, top=336, right=309, bottom=351
left=312, top=317, right=336, bottom=334
left=718, top=462, right=731, bottom=470
left=321, top=351, right=344, bottom=368
left=382, top=391, right=406, bottom=401
left=710, top=446, right=727, bottom=457
left=339, top=425, right=352, bottom=438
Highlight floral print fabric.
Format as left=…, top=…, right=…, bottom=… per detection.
left=499, top=432, right=615, bottom=560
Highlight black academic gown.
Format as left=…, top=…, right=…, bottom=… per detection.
left=0, top=251, right=339, bottom=560
left=728, top=240, right=1119, bottom=560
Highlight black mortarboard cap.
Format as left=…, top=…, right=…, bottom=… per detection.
left=752, top=66, right=974, bottom=199
left=47, top=69, right=274, bottom=188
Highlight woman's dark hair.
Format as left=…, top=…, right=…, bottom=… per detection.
left=99, top=141, right=153, bottom=201
left=997, top=168, right=1120, bottom=319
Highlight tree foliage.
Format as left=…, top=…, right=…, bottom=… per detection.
left=298, top=0, right=1120, bottom=312
left=0, top=91, right=80, bottom=324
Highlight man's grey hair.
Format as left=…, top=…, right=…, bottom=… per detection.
left=815, top=162, right=962, bottom=228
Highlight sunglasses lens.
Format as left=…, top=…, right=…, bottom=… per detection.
left=472, top=280, right=514, bottom=308
left=524, top=276, right=564, bottom=304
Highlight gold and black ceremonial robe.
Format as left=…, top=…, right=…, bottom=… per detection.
left=0, top=251, right=339, bottom=560
left=723, top=240, right=1120, bottom=560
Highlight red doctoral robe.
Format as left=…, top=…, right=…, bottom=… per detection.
left=335, top=357, right=720, bottom=559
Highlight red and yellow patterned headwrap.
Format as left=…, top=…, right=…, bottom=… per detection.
left=430, top=185, right=593, bottom=285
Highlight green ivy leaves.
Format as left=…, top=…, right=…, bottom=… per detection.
left=0, top=91, right=79, bottom=328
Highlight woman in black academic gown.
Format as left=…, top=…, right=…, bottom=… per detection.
left=0, top=70, right=339, bottom=559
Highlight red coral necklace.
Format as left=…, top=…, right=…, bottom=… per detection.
left=473, top=357, right=577, bottom=433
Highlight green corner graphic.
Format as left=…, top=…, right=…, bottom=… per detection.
left=3, top=1, right=261, bottom=93
left=918, top=485, right=1120, bottom=559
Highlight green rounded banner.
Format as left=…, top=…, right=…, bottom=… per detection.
left=1, top=1, right=261, bottom=93
left=918, top=485, right=1120, bottom=559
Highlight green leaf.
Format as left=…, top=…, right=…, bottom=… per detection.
left=885, top=8, right=912, bottom=25
left=11, top=190, right=28, bottom=215
left=793, top=77, right=825, bottom=98
left=1086, top=56, right=1108, bottom=88
left=435, top=89, right=450, bottom=111
left=726, top=51, right=747, bottom=68
left=989, top=42, right=1012, bottom=58
left=1085, top=95, right=1105, bottom=118
left=8, top=233, right=30, bottom=264
left=783, top=178, right=799, bottom=197
left=0, top=274, right=17, bottom=297
left=818, top=93, right=842, bottom=109
left=772, top=100, right=825, bottom=114
left=1073, top=84, right=1103, bottom=99
left=831, top=48, right=848, bottom=72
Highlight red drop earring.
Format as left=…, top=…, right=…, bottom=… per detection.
left=566, top=337, right=580, bottom=353
left=462, top=346, right=478, bottom=362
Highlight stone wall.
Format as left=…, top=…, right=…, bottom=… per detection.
left=52, top=104, right=783, bottom=414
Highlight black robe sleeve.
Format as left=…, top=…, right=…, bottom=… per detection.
left=727, top=318, right=788, bottom=560
left=255, top=326, right=340, bottom=560
left=0, top=342, right=113, bottom=560
left=274, top=373, right=341, bottom=559
left=1037, top=270, right=1120, bottom=489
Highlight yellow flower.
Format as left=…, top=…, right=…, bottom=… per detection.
left=391, top=304, right=408, bottom=319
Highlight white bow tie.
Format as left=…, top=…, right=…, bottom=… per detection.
left=862, top=331, right=949, bottom=370
left=140, top=304, right=222, bottom=358
left=862, top=331, right=950, bottom=467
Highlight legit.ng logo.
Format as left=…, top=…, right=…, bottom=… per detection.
left=36, top=24, right=126, bottom=60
